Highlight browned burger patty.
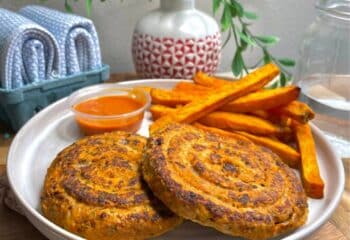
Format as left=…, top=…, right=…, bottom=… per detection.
left=41, top=131, right=182, bottom=240
left=143, top=123, right=308, bottom=240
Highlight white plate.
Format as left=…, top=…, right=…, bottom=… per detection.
left=7, top=79, right=345, bottom=240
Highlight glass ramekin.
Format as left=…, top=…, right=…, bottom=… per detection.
left=67, top=84, right=151, bottom=135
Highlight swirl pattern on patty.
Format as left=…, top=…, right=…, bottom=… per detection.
left=143, top=123, right=308, bottom=240
left=41, top=131, right=182, bottom=240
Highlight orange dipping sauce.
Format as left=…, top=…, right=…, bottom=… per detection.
left=74, top=94, right=147, bottom=136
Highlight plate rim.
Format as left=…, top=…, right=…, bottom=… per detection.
left=7, top=79, right=345, bottom=240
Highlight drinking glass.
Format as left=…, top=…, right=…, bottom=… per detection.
left=295, top=0, right=350, bottom=157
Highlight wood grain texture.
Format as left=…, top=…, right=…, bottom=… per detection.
left=0, top=73, right=348, bottom=240
left=307, top=222, right=347, bottom=240
left=0, top=138, right=12, bottom=165
left=330, top=158, right=350, bottom=238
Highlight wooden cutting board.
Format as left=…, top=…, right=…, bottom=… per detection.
left=0, top=73, right=349, bottom=240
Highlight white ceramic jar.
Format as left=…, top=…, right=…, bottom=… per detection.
left=132, top=0, right=221, bottom=79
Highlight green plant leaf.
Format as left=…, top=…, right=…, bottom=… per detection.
left=238, top=31, right=256, bottom=46
left=268, top=81, right=279, bottom=89
left=220, top=3, right=232, bottom=32
left=232, top=50, right=244, bottom=76
left=243, top=10, right=258, bottom=20
left=280, top=72, right=287, bottom=86
left=256, top=35, right=280, bottom=45
left=213, top=0, right=222, bottom=15
left=228, top=3, right=237, bottom=17
left=278, top=58, right=296, bottom=67
left=263, top=50, right=271, bottom=64
left=65, top=0, right=73, bottom=12
left=263, top=55, right=271, bottom=64
left=231, top=0, right=244, bottom=17
left=86, top=0, right=92, bottom=17
left=240, top=36, right=248, bottom=50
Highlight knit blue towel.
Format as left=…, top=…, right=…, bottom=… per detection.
left=0, top=9, right=60, bottom=90
left=20, top=5, right=102, bottom=76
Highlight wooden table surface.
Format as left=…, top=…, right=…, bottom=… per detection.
left=0, top=73, right=349, bottom=240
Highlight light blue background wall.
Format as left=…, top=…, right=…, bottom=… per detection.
left=0, top=0, right=316, bottom=73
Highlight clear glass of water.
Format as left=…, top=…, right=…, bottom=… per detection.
left=295, top=0, right=350, bottom=158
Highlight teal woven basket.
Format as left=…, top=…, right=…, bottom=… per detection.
left=0, top=64, right=110, bottom=131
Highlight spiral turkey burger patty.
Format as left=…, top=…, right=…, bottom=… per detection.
left=41, top=131, right=182, bottom=240
left=143, top=123, right=308, bottom=240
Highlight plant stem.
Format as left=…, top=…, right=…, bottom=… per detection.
left=217, top=0, right=295, bottom=86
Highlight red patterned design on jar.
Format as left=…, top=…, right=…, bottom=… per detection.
left=132, top=32, right=221, bottom=79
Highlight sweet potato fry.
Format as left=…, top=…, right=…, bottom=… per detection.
left=193, top=123, right=300, bottom=168
left=221, top=86, right=300, bottom=113
left=249, top=111, right=294, bottom=142
left=150, top=64, right=280, bottom=134
left=153, top=85, right=299, bottom=113
left=249, top=110, right=271, bottom=119
left=193, top=71, right=231, bottom=88
left=270, top=101, right=315, bottom=124
left=150, top=88, right=194, bottom=107
left=293, top=122, right=324, bottom=198
left=248, top=110, right=294, bottom=143
left=250, top=111, right=293, bottom=127
left=173, top=82, right=211, bottom=94
left=150, top=105, right=175, bottom=120
left=151, top=105, right=292, bottom=137
left=198, top=111, right=290, bottom=136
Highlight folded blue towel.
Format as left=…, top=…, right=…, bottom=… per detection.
left=0, top=9, right=60, bottom=90
left=20, top=5, right=102, bottom=76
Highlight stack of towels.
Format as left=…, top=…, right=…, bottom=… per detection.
left=0, top=5, right=101, bottom=90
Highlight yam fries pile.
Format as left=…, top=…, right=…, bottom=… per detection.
left=149, top=63, right=324, bottom=199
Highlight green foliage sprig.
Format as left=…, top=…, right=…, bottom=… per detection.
left=41, top=0, right=295, bottom=87
left=40, top=0, right=96, bottom=16
left=214, top=0, right=295, bottom=87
